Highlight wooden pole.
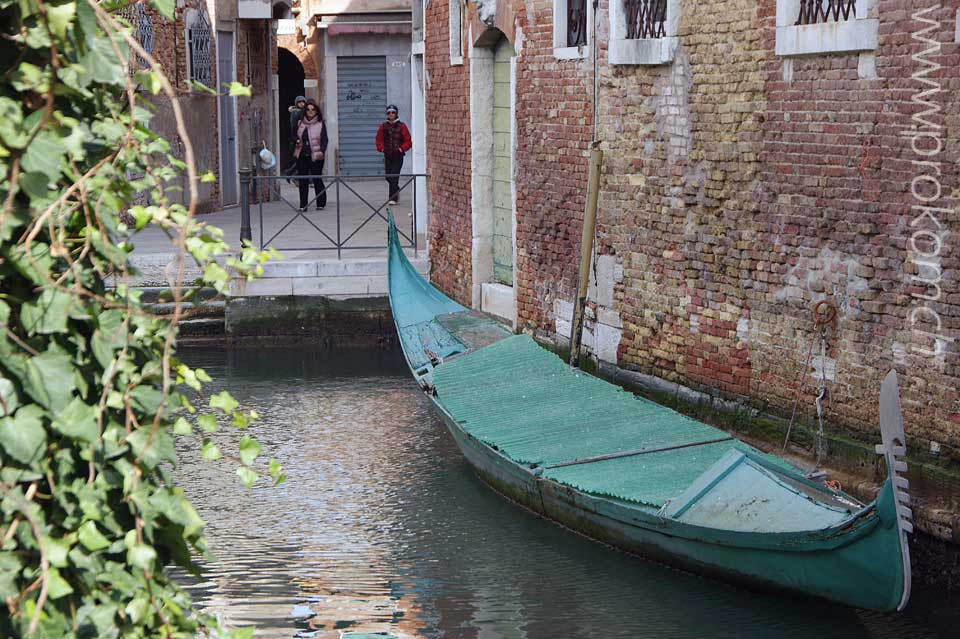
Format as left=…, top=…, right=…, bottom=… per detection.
left=569, top=143, right=603, bottom=367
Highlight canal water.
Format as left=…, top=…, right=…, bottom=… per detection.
left=175, top=348, right=954, bottom=639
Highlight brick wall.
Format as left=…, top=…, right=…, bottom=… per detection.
left=425, top=0, right=474, bottom=304
left=424, top=3, right=959, bottom=461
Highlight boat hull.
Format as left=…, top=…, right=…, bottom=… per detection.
left=429, top=395, right=906, bottom=612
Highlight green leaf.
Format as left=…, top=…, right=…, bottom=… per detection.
left=0, top=377, right=19, bottom=417
left=196, top=414, right=218, bottom=433
left=21, top=288, right=74, bottom=334
left=209, top=391, right=239, bottom=414
left=127, top=543, right=157, bottom=571
left=238, top=436, right=260, bottom=466
left=78, top=521, right=110, bottom=551
left=0, top=552, right=21, bottom=598
left=126, top=427, right=174, bottom=469
left=0, top=405, right=46, bottom=464
left=200, top=171, right=216, bottom=183
left=46, top=2, right=76, bottom=38
left=150, top=0, right=174, bottom=19
left=24, top=349, right=75, bottom=411
left=44, top=536, right=72, bottom=568
left=226, top=81, right=252, bottom=97
left=46, top=567, right=74, bottom=600
left=21, top=128, right=67, bottom=182
left=51, top=397, right=98, bottom=443
left=268, top=458, right=286, bottom=486
left=235, top=466, right=258, bottom=488
left=200, top=439, right=221, bottom=461
left=173, top=417, right=192, bottom=435
left=125, top=596, right=150, bottom=624
left=230, top=627, right=255, bottom=639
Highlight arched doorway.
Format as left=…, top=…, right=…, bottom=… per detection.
left=278, top=47, right=305, bottom=171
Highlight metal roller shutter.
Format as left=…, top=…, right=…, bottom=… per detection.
left=337, top=56, right=387, bottom=175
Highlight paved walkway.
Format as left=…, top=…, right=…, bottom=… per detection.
left=127, top=178, right=428, bottom=293
left=133, top=179, right=425, bottom=259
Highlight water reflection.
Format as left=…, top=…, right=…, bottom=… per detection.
left=174, top=348, right=952, bottom=639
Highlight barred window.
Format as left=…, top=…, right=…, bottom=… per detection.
left=796, top=0, right=857, bottom=26
left=567, top=0, right=587, bottom=47
left=117, top=2, right=154, bottom=74
left=186, top=12, right=214, bottom=88
left=624, top=0, right=666, bottom=39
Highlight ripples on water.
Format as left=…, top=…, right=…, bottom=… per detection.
left=173, top=348, right=953, bottom=639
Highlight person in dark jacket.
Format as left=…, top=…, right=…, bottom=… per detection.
left=288, top=95, right=306, bottom=137
left=375, top=104, right=412, bottom=204
left=293, top=100, right=329, bottom=211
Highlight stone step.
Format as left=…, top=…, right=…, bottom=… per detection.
left=148, top=300, right=226, bottom=319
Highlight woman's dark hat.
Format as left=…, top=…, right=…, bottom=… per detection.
left=386, top=104, right=398, bottom=114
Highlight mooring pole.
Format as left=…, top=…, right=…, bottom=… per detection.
left=569, top=143, right=603, bottom=367
left=239, top=167, right=252, bottom=246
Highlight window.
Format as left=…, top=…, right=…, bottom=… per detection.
left=186, top=11, right=214, bottom=89
left=450, top=0, right=463, bottom=65
left=609, top=0, right=678, bottom=65
left=553, top=0, right=592, bottom=59
left=775, top=0, right=878, bottom=57
left=118, top=2, right=154, bottom=75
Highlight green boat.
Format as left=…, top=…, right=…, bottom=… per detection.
left=386, top=216, right=913, bottom=612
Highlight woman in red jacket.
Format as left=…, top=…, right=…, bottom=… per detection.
left=375, top=104, right=412, bottom=205
left=294, top=100, right=329, bottom=211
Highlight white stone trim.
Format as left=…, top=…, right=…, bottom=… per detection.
left=609, top=0, right=680, bottom=66
left=955, top=9, right=959, bottom=44
left=553, top=0, right=592, bottom=60
left=481, top=283, right=516, bottom=324
left=775, top=0, right=878, bottom=57
left=450, top=0, right=464, bottom=66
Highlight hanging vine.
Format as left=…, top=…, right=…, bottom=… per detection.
left=0, top=1, right=279, bottom=637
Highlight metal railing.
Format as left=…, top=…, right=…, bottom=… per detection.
left=796, top=0, right=856, bottom=25
left=625, top=0, right=667, bottom=40
left=238, top=168, right=426, bottom=258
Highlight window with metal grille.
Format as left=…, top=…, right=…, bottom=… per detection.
left=117, top=2, right=154, bottom=74
left=567, top=0, right=587, bottom=47
left=187, top=13, right=213, bottom=89
left=795, top=0, right=857, bottom=25
left=625, top=0, right=667, bottom=39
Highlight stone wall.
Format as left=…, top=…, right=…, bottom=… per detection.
left=424, top=2, right=960, bottom=466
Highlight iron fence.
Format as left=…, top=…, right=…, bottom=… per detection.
left=238, top=169, right=426, bottom=259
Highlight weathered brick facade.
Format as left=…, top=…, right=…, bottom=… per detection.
left=425, top=1, right=474, bottom=303
left=424, top=1, right=959, bottom=511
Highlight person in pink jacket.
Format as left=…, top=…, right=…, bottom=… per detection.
left=294, top=100, right=329, bottom=211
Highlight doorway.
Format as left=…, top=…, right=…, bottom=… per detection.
left=277, top=48, right=305, bottom=172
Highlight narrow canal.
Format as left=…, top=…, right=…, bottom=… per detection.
left=176, top=348, right=954, bottom=639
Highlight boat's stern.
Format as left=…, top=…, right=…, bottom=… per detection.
left=875, top=370, right=913, bottom=611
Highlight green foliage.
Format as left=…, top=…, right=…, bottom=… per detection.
left=0, top=2, right=278, bottom=637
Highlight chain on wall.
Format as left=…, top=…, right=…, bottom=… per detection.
left=117, top=1, right=155, bottom=74
left=796, top=0, right=856, bottom=25
left=187, top=11, right=214, bottom=88
left=625, top=0, right=667, bottom=39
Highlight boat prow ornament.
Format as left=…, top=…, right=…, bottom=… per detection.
left=877, top=369, right=912, bottom=611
